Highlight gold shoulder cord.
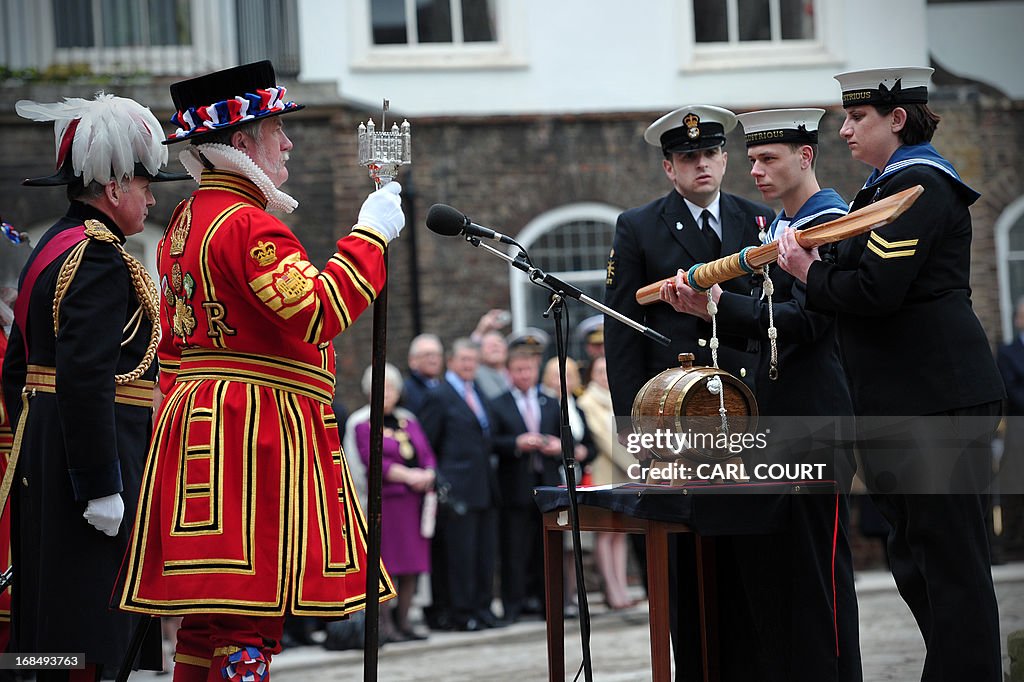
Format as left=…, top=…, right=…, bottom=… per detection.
left=52, top=220, right=160, bottom=384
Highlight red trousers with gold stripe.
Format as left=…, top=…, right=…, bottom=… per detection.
left=173, top=614, right=284, bottom=682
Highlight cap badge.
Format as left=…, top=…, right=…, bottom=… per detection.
left=877, top=79, right=903, bottom=104
left=683, top=113, right=701, bottom=139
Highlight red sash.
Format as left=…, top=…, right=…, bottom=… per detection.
left=12, top=225, right=87, bottom=360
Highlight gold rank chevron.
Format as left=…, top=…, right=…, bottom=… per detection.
left=867, top=231, right=918, bottom=259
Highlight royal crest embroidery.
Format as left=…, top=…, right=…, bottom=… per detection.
left=274, top=264, right=314, bottom=304
left=684, top=112, right=701, bottom=139
left=171, top=262, right=183, bottom=291
left=167, top=266, right=197, bottom=340
left=605, top=249, right=617, bottom=287
left=250, top=240, right=278, bottom=267
left=173, top=297, right=197, bottom=338
left=169, top=198, right=193, bottom=256
left=83, top=219, right=117, bottom=243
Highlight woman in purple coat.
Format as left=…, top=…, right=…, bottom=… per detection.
left=355, top=362, right=437, bottom=641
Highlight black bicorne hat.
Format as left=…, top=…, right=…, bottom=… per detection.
left=23, top=159, right=188, bottom=187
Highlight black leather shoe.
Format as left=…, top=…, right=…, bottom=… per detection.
left=455, top=617, right=485, bottom=632
left=522, top=597, right=545, bottom=615
left=400, top=627, right=429, bottom=641
left=478, top=611, right=510, bottom=629
left=425, top=612, right=454, bottom=631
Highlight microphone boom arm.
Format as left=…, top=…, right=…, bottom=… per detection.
left=465, top=236, right=670, bottom=347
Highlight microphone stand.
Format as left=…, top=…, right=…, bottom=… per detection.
left=464, top=236, right=670, bottom=682
left=467, top=239, right=670, bottom=347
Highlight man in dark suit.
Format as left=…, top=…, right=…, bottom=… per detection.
left=489, top=344, right=562, bottom=622
left=401, top=333, right=445, bottom=416
left=418, top=338, right=500, bottom=631
left=604, top=104, right=774, bottom=682
left=662, top=109, right=861, bottom=681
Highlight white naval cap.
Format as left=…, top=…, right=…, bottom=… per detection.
left=644, top=105, right=737, bottom=154
left=834, top=67, right=933, bottom=107
left=735, top=108, right=825, bottom=147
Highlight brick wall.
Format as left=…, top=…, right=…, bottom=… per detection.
left=2, top=86, right=1021, bottom=410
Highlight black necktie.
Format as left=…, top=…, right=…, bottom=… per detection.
left=700, top=209, right=721, bottom=259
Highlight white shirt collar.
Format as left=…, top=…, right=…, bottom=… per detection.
left=684, top=193, right=722, bottom=237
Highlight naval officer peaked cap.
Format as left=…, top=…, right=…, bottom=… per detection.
left=834, top=66, right=934, bottom=107
left=735, top=108, right=825, bottom=147
left=645, top=104, right=737, bottom=154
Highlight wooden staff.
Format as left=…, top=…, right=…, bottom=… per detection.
left=635, top=184, right=923, bottom=305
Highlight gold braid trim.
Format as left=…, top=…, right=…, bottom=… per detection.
left=52, top=220, right=160, bottom=385
left=116, top=244, right=160, bottom=384
left=52, top=240, right=90, bottom=336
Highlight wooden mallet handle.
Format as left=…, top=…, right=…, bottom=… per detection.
left=635, top=184, right=923, bottom=305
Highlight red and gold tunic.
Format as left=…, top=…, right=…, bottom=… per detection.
left=121, top=170, right=394, bottom=616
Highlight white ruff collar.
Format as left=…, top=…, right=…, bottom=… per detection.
left=179, top=143, right=298, bottom=214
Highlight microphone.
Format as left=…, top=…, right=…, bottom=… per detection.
left=426, top=204, right=517, bottom=245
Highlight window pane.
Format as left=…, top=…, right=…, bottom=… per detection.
left=529, top=220, right=614, bottom=272
left=737, top=0, right=770, bottom=41
left=372, top=0, right=409, bottom=44
left=461, top=0, right=495, bottom=42
left=1010, top=259, right=1024, bottom=314
left=1010, top=221, right=1024, bottom=251
left=416, top=0, right=453, bottom=43
left=101, top=0, right=142, bottom=47
left=780, top=0, right=814, bottom=40
left=693, top=0, right=728, bottom=43
left=148, top=0, right=191, bottom=46
left=54, top=0, right=95, bottom=47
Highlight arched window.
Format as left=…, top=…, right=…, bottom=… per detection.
left=509, top=202, right=621, bottom=349
left=995, top=196, right=1024, bottom=341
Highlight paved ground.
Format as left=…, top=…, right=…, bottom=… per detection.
left=130, top=563, right=1024, bottom=681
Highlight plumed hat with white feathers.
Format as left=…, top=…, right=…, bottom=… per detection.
left=16, top=92, right=187, bottom=187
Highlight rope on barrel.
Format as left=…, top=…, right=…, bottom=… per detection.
left=761, top=264, right=779, bottom=381
left=705, top=292, right=729, bottom=434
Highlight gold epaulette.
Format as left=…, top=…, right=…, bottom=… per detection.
left=83, top=218, right=119, bottom=243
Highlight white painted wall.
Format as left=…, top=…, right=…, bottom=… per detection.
left=297, top=0, right=930, bottom=115
left=927, top=1, right=1024, bottom=99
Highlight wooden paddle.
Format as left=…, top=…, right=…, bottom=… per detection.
left=635, top=184, right=924, bottom=305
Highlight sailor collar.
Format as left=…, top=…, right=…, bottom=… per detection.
left=764, top=188, right=848, bottom=243
left=862, top=143, right=980, bottom=205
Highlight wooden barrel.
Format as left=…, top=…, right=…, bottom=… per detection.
left=631, top=353, right=758, bottom=464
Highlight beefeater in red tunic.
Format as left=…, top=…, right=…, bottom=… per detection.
left=119, top=61, right=404, bottom=682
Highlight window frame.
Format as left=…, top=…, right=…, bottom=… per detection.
left=680, top=0, right=843, bottom=72
left=350, top=0, right=526, bottom=71
left=46, top=0, right=238, bottom=77
left=509, top=203, right=621, bottom=331
left=995, top=195, right=1024, bottom=342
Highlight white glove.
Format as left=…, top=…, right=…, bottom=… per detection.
left=357, top=181, right=405, bottom=243
left=83, top=493, right=125, bottom=537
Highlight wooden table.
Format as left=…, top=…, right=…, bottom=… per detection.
left=541, top=503, right=718, bottom=682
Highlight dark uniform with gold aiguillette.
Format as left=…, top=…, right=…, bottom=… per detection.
left=2, top=206, right=160, bottom=669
